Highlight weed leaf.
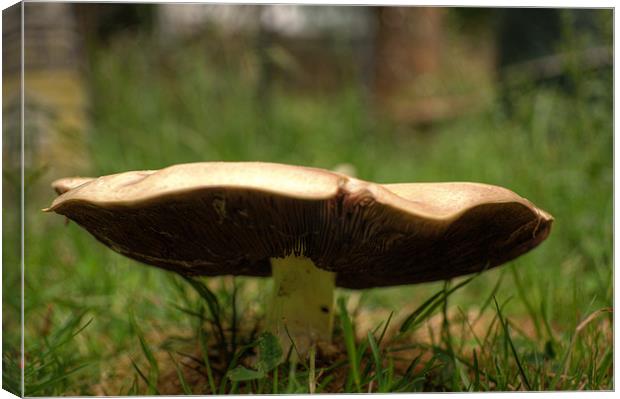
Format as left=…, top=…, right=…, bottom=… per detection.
left=256, top=332, right=283, bottom=373
left=228, top=366, right=265, bottom=381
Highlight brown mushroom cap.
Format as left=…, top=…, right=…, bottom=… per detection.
left=52, top=176, right=96, bottom=195
left=47, top=162, right=553, bottom=289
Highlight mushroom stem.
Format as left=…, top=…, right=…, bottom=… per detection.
left=268, top=256, right=336, bottom=358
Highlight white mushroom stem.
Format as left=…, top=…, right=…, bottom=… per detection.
left=268, top=256, right=336, bottom=358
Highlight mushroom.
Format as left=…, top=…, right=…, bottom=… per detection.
left=45, top=162, right=553, bottom=356
left=52, top=176, right=96, bottom=195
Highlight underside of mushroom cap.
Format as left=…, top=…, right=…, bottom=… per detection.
left=47, top=162, right=553, bottom=289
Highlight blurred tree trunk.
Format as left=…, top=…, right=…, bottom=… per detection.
left=372, top=7, right=444, bottom=108
left=370, top=7, right=496, bottom=126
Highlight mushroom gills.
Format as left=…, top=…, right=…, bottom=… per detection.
left=268, top=256, right=336, bottom=359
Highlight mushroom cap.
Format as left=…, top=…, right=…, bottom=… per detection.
left=47, top=162, right=553, bottom=289
left=52, top=176, right=97, bottom=195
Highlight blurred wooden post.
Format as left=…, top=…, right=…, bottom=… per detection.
left=373, top=7, right=443, bottom=103
left=371, top=7, right=495, bottom=126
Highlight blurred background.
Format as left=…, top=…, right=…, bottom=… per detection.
left=3, top=3, right=613, bottom=394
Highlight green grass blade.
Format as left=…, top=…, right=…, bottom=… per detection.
left=198, top=324, right=217, bottom=394
left=40, top=312, right=92, bottom=357
left=338, top=296, right=361, bottom=392
left=539, top=290, right=557, bottom=346
left=283, top=325, right=302, bottom=362
left=510, top=265, right=542, bottom=339
left=400, top=273, right=478, bottom=333
left=272, top=364, right=279, bottom=394
left=389, top=353, right=421, bottom=391
left=286, top=359, right=300, bottom=393
left=399, top=290, right=444, bottom=333
left=377, top=311, right=394, bottom=347
left=182, top=276, right=227, bottom=349
left=457, top=306, right=483, bottom=348
left=316, top=374, right=334, bottom=392
left=25, top=363, right=90, bottom=396
left=367, top=331, right=383, bottom=390
left=493, top=296, right=532, bottom=391
left=474, top=270, right=505, bottom=324
left=595, top=347, right=612, bottom=388
left=169, top=302, right=209, bottom=321
left=129, top=312, right=160, bottom=393
left=455, top=358, right=471, bottom=391
left=472, top=349, right=480, bottom=391
left=231, top=279, right=238, bottom=355
left=308, top=345, right=316, bottom=393
left=168, top=352, right=193, bottom=395
left=130, top=359, right=160, bottom=395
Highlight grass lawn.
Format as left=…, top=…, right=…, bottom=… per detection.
left=3, top=23, right=613, bottom=394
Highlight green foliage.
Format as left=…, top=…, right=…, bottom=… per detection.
left=255, top=332, right=283, bottom=373
left=227, top=332, right=282, bottom=382
left=23, top=312, right=93, bottom=396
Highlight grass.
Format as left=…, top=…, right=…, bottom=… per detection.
left=2, top=11, right=613, bottom=394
